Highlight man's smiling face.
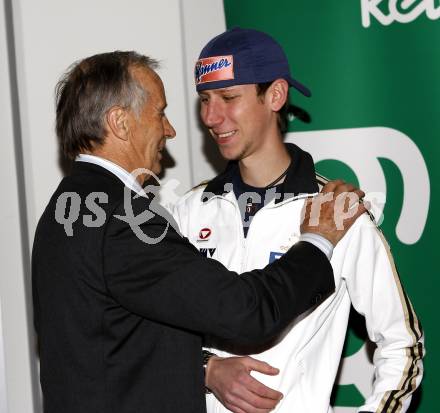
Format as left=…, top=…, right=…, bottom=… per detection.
left=199, top=84, right=274, bottom=161
left=126, top=68, right=175, bottom=175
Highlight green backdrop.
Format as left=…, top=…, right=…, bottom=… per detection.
left=223, top=0, right=436, bottom=411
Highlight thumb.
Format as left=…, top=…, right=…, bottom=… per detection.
left=246, top=358, right=280, bottom=376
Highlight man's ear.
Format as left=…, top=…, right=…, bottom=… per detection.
left=268, top=79, right=289, bottom=112
left=106, top=106, right=130, bottom=141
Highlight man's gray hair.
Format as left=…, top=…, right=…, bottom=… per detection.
left=55, top=51, right=160, bottom=159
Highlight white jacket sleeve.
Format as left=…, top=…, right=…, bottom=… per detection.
left=342, top=215, right=424, bottom=413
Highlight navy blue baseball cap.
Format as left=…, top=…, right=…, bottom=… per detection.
left=195, top=27, right=311, bottom=97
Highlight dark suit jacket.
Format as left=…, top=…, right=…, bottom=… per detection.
left=32, top=161, right=334, bottom=413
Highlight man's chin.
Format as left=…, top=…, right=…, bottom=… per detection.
left=151, top=163, right=162, bottom=176
left=219, top=147, right=243, bottom=162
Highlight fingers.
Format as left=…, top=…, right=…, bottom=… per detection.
left=223, top=387, right=279, bottom=413
left=333, top=182, right=355, bottom=197
left=321, top=180, right=365, bottom=200
left=333, top=191, right=366, bottom=230
left=244, top=358, right=280, bottom=376
left=355, top=188, right=366, bottom=201
left=206, top=356, right=283, bottom=413
left=222, top=381, right=281, bottom=412
left=320, top=179, right=345, bottom=193
left=346, top=190, right=368, bottom=211
left=300, top=179, right=369, bottom=246
left=345, top=196, right=368, bottom=223
left=229, top=358, right=283, bottom=405
left=241, top=358, right=282, bottom=401
left=244, top=374, right=283, bottom=402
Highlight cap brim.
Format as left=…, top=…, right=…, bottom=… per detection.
left=287, top=76, right=311, bottom=97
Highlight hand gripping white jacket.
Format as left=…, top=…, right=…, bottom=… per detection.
left=171, top=144, right=424, bottom=413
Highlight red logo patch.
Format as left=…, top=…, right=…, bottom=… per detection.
left=199, top=228, right=212, bottom=240
left=195, top=55, right=234, bottom=85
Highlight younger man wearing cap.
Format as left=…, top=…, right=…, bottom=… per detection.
left=173, top=28, right=423, bottom=412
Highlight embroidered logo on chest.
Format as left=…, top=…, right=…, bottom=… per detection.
left=198, top=227, right=212, bottom=242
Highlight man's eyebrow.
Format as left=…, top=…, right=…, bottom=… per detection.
left=199, top=87, right=239, bottom=96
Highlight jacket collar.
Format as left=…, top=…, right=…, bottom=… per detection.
left=72, top=159, right=120, bottom=180
left=202, top=143, right=318, bottom=203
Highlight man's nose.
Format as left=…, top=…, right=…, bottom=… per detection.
left=164, top=116, right=176, bottom=139
left=202, top=101, right=224, bottom=128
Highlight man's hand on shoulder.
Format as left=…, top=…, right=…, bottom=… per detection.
left=301, top=180, right=368, bottom=247
left=205, top=355, right=283, bottom=413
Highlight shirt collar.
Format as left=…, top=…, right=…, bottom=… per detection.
left=75, top=154, right=145, bottom=195
left=202, top=143, right=318, bottom=203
